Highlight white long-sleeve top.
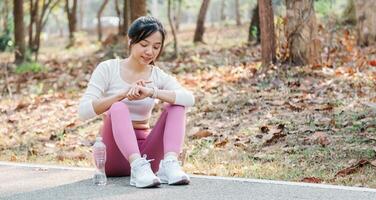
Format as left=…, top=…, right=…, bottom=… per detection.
left=78, top=59, right=195, bottom=121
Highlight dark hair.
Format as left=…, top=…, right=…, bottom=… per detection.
left=128, top=16, right=166, bottom=64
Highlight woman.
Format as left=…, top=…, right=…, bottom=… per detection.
left=78, top=16, right=195, bottom=188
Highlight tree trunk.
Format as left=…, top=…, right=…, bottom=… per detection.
left=175, top=0, right=182, bottom=31
left=1, top=0, right=10, bottom=32
left=168, top=0, right=178, bottom=58
left=29, top=0, right=60, bottom=61
left=193, top=0, right=210, bottom=43
left=235, top=0, right=241, bottom=26
left=248, top=3, right=260, bottom=43
left=97, top=0, right=109, bottom=42
left=258, top=0, right=276, bottom=67
left=65, top=0, right=78, bottom=48
left=220, top=0, right=226, bottom=21
left=78, top=0, right=85, bottom=29
left=29, top=0, right=38, bottom=51
left=13, top=0, right=26, bottom=65
left=130, top=0, right=146, bottom=22
left=354, top=0, right=376, bottom=46
left=115, top=0, right=122, bottom=34
left=285, top=0, right=320, bottom=66
left=120, top=0, right=130, bottom=36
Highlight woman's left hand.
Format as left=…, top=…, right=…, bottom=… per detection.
left=126, top=85, right=153, bottom=101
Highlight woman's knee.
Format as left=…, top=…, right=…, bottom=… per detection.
left=163, top=104, right=186, bottom=113
left=109, top=102, right=129, bottom=113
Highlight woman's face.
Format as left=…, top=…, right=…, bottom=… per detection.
left=130, top=31, right=162, bottom=65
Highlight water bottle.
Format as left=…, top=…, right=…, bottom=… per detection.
left=93, top=136, right=107, bottom=186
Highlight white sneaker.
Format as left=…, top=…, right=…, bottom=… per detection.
left=156, top=157, right=190, bottom=185
left=130, top=155, right=161, bottom=188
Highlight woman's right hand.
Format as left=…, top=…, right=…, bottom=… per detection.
left=115, top=79, right=152, bottom=101
left=126, top=85, right=153, bottom=100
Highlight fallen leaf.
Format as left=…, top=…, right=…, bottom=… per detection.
left=286, top=101, right=305, bottom=112
left=335, top=159, right=369, bottom=177
left=193, top=171, right=206, bottom=175
left=10, top=155, right=17, bottom=161
left=15, top=101, right=29, bottom=111
left=301, top=177, right=322, bottom=183
left=190, top=130, right=213, bottom=139
left=214, top=138, right=229, bottom=148
left=263, top=130, right=286, bottom=146
left=314, top=104, right=334, bottom=111
left=260, top=126, right=269, bottom=133
left=65, top=121, right=76, bottom=129
left=369, top=60, right=376, bottom=66
left=262, top=124, right=286, bottom=146
left=234, top=142, right=248, bottom=150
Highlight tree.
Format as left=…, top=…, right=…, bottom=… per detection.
left=168, top=0, right=178, bottom=58
left=174, top=0, right=183, bottom=31
left=28, top=0, right=60, bottom=61
left=13, top=0, right=26, bottom=64
left=220, top=0, right=226, bottom=22
left=193, top=0, right=210, bottom=43
left=258, top=0, right=276, bottom=67
left=1, top=0, right=10, bottom=32
left=65, top=0, right=77, bottom=48
left=130, top=0, right=146, bottom=22
left=248, top=3, right=260, bottom=44
left=97, top=0, right=109, bottom=42
left=285, top=0, right=320, bottom=66
left=78, top=0, right=85, bottom=30
left=235, top=0, right=241, bottom=26
left=120, top=0, right=130, bottom=36
left=354, top=0, right=376, bottom=46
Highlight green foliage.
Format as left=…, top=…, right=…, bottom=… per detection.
left=314, top=0, right=333, bottom=17
left=15, top=62, right=46, bottom=74
left=251, top=26, right=258, bottom=40
left=0, top=14, right=14, bottom=51
left=0, top=31, right=12, bottom=51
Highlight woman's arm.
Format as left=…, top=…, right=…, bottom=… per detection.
left=157, top=69, right=195, bottom=106
left=125, top=84, right=176, bottom=104
left=92, top=92, right=127, bottom=115
left=153, top=89, right=176, bottom=104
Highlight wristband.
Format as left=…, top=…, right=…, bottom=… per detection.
left=151, top=86, right=158, bottom=98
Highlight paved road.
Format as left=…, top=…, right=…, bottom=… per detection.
left=0, top=162, right=375, bottom=200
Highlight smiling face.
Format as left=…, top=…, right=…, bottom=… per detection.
left=129, top=31, right=163, bottom=65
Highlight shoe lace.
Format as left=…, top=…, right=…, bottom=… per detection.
left=164, top=159, right=182, bottom=169
left=135, top=154, right=154, bottom=172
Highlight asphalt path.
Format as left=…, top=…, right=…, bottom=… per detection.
left=0, top=161, right=375, bottom=200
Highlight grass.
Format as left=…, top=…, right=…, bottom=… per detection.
left=1, top=23, right=376, bottom=189
left=15, top=61, right=47, bottom=74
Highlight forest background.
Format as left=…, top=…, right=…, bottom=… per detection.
left=0, top=0, right=375, bottom=188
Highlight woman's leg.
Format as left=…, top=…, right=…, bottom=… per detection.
left=140, top=104, right=186, bottom=172
left=101, top=102, right=146, bottom=176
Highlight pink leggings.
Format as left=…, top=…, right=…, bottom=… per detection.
left=100, top=102, right=186, bottom=177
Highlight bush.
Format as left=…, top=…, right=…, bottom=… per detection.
left=0, top=31, right=12, bottom=51
left=15, top=62, right=46, bottom=74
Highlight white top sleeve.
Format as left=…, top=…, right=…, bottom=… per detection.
left=78, top=62, right=109, bottom=121
left=157, top=68, right=195, bottom=107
